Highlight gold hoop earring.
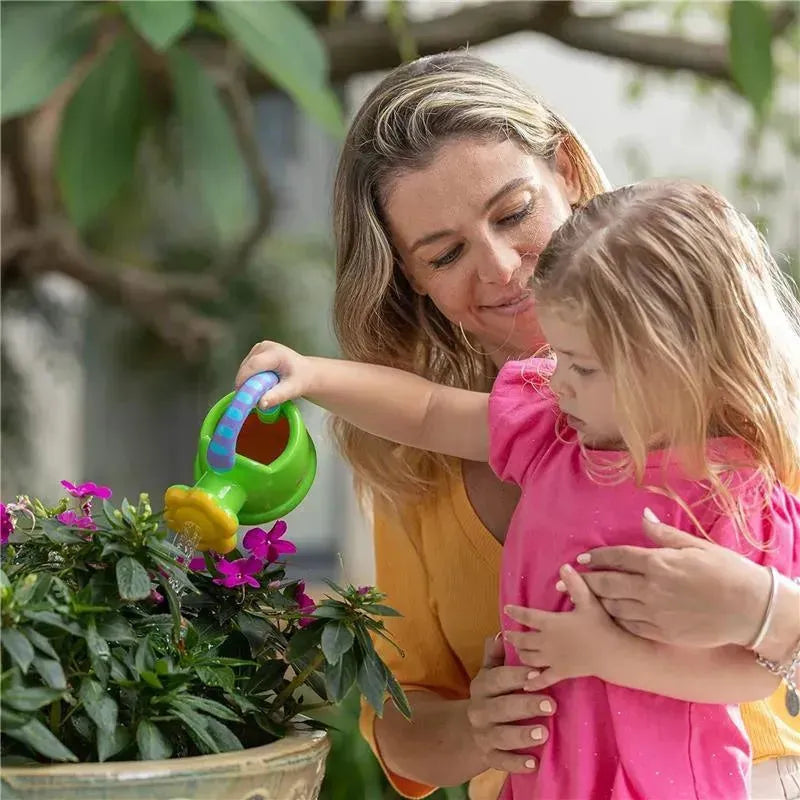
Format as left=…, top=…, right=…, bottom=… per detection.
left=457, top=322, right=514, bottom=358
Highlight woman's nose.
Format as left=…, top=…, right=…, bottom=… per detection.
left=477, top=239, right=520, bottom=284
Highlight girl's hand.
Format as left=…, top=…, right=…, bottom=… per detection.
left=578, top=510, right=771, bottom=648
left=234, top=340, right=315, bottom=409
left=467, top=635, right=557, bottom=773
left=504, top=565, right=617, bottom=692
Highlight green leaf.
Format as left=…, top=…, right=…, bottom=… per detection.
left=139, top=670, right=163, bottom=689
left=120, top=498, right=137, bottom=527
left=2, top=629, right=35, bottom=673
left=39, top=521, right=86, bottom=545
left=98, top=726, right=131, bottom=762
left=384, top=667, right=411, bottom=720
left=321, top=621, right=354, bottom=665
left=23, top=610, right=82, bottom=636
left=97, top=614, right=136, bottom=642
left=311, top=605, right=347, bottom=620
left=203, top=716, right=243, bottom=752
left=102, top=499, right=118, bottom=528
left=136, top=719, right=173, bottom=760
left=245, top=659, right=286, bottom=694
left=121, top=0, right=195, bottom=51
left=169, top=704, right=219, bottom=753
left=361, top=604, right=402, bottom=617
left=32, top=656, right=67, bottom=690
left=325, top=649, right=357, bottom=702
left=357, top=651, right=387, bottom=717
left=213, top=0, right=344, bottom=137
left=79, top=677, right=118, bottom=735
left=729, top=0, right=774, bottom=117
left=167, top=48, right=251, bottom=242
left=157, top=575, right=183, bottom=642
left=0, top=569, right=10, bottom=591
left=196, top=665, right=235, bottom=693
left=22, top=627, right=58, bottom=660
left=4, top=718, right=78, bottom=762
left=3, top=685, right=65, bottom=711
left=181, top=695, right=240, bottom=722
left=56, top=35, right=146, bottom=229
left=286, top=622, right=324, bottom=662
left=116, top=556, right=152, bottom=601
left=1, top=1, right=95, bottom=119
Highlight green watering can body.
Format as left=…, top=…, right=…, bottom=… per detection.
left=164, top=372, right=316, bottom=553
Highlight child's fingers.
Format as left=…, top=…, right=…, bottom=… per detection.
left=557, top=564, right=596, bottom=609
left=503, top=604, right=553, bottom=630
left=257, top=381, right=299, bottom=409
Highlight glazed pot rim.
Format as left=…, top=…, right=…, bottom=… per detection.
left=1, top=729, right=328, bottom=784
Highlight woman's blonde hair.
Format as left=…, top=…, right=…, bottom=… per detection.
left=332, top=52, right=609, bottom=503
left=533, top=180, right=800, bottom=530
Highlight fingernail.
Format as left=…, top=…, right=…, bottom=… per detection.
left=525, top=758, right=537, bottom=770
left=494, top=631, right=503, bottom=641
left=539, top=700, right=553, bottom=713
left=576, top=553, right=591, bottom=564
left=527, top=670, right=540, bottom=680
left=531, top=728, right=543, bottom=741
left=555, top=580, right=566, bottom=592
left=643, top=507, right=660, bottom=524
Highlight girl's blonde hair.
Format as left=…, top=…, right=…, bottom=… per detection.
left=533, top=180, right=800, bottom=526
left=332, top=52, right=610, bottom=503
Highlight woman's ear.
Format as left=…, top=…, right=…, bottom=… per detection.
left=554, top=139, right=582, bottom=207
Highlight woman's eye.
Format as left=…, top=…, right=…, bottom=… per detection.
left=431, top=244, right=463, bottom=268
left=498, top=203, right=532, bottom=227
left=570, top=365, right=596, bottom=377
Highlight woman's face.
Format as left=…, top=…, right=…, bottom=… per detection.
left=383, top=137, right=581, bottom=363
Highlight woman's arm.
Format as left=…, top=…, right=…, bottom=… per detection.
left=580, top=511, right=800, bottom=667
left=505, top=564, right=780, bottom=704
left=235, top=340, right=489, bottom=461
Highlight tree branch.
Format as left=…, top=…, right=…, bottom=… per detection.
left=218, top=65, right=274, bottom=281
left=2, top=227, right=226, bottom=362
left=232, top=0, right=746, bottom=93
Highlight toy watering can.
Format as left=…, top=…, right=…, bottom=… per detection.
left=164, top=372, right=316, bottom=554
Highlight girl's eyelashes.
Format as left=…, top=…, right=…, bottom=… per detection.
left=570, top=364, right=597, bottom=377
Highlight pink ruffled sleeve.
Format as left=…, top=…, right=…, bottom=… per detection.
left=488, top=358, right=560, bottom=486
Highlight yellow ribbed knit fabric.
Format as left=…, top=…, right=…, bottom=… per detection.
left=359, top=466, right=800, bottom=800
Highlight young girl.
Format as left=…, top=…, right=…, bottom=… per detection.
left=236, top=181, right=800, bottom=799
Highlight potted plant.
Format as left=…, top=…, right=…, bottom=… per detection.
left=0, top=482, right=409, bottom=800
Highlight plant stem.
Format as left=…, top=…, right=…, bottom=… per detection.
left=49, top=700, right=61, bottom=733
left=271, top=652, right=325, bottom=710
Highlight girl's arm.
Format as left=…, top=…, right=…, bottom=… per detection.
left=234, top=340, right=489, bottom=462
left=505, top=564, right=780, bottom=704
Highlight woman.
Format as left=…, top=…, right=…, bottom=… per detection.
left=327, top=53, right=800, bottom=798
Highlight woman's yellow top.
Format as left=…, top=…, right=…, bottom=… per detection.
left=359, top=466, right=800, bottom=799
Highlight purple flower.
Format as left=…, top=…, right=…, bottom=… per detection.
left=212, top=556, right=264, bottom=589
left=1, top=504, right=12, bottom=545
left=57, top=510, right=96, bottom=531
left=60, top=480, right=112, bottom=500
left=242, top=521, right=296, bottom=563
left=357, top=585, right=372, bottom=596
left=188, top=556, right=207, bottom=572
left=149, top=588, right=164, bottom=604
left=295, top=581, right=316, bottom=627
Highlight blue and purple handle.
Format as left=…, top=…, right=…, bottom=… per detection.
left=207, top=372, right=280, bottom=472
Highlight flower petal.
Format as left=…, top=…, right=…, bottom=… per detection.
left=242, top=556, right=264, bottom=575
left=243, top=528, right=267, bottom=551
left=267, top=520, right=288, bottom=541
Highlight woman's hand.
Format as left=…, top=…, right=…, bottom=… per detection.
left=234, top=340, right=315, bottom=408
left=578, top=509, right=771, bottom=648
left=466, top=635, right=556, bottom=773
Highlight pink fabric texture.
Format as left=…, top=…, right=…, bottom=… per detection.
left=489, top=358, right=799, bottom=800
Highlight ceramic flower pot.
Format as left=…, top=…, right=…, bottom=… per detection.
left=0, top=730, right=329, bottom=800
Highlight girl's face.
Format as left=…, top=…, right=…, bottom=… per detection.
left=382, top=138, right=581, bottom=365
left=538, top=307, right=623, bottom=450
